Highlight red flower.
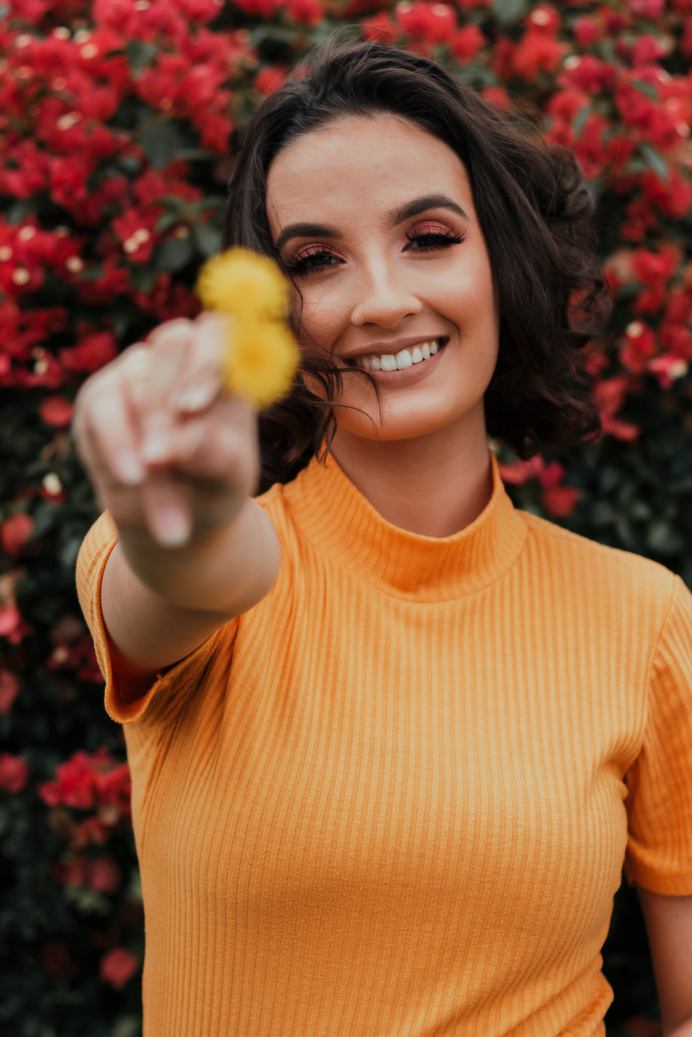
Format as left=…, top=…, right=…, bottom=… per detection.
left=285, top=0, right=325, bottom=26
left=593, top=376, right=640, bottom=441
left=482, top=85, right=510, bottom=109
left=0, top=139, right=50, bottom=198
left=59, top=330, right=118, bottom=377
left=512, top=29, right=568, bottom=84
left=572, top=17, right=601, bottom=48
left=0, top=668, right=21, bottom=714
left=525, top=4, right=561, bottom=35
left=0, top=752, right=29, bottom=793
left=89, top=854, right=121, bottom=894
left=361, top=12, right=398, bottom=43
left=619, top=320, right=657, bottom=374
left=39, top=749, right=131, bottom=821
left=395, top=1, right=457, bottom=46
left=640, top=168, right=692, bottom=219
left=39, top=751, right=96, bottom=810
left=0, top=605, right=32, bottom=645
left=630, top=0, right=665, bottom=17
left=39, top=395, right=74, bottom=428
left=100, top=947, right=139, bottom=991
left=1, top=513, right=34, bottom=555
left=491, top=36, right=516, bottom=81
left=497, top=455, right=545, bottom=486
left=112, top=208, right=158, bottom=265
left=620, top=201, right=658, bottom=244
left=450, top=24, right=485, bottom=63
left=541, top=485, right=581, bottom=519
left=558, top=54, right=615, bottom=94
left=647, top=354, right=688, bottom=389
left=254, top=65, right=288, bottom=96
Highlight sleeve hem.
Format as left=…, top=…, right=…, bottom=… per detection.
left=76, top=512, right=224, bottom=726
left=105, top=633, right=221, bottom=725
left=624, top=859, right=692, bottom=896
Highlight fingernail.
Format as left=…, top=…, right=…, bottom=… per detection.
left=155, top=508, right=190, bottom=548
left=118, top=452, right=145, bottom=486
left=174, top=382, right=217, bottom=413
left=141, top=434, right=170, bottom=463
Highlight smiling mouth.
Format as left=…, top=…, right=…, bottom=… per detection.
left=343, top=337, right=449, bottom=372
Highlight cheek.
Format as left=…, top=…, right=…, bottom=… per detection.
left=295, top=292, right=347, bottom=354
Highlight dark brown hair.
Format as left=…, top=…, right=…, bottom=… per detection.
left=223, top=36, right=607, bottom=489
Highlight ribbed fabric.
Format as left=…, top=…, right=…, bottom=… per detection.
left=77, top=447, right=692, bottom=1037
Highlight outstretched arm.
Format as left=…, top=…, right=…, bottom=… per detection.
left=638, top=886, right=692, bottom=1036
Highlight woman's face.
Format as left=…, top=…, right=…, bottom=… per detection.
left=265, top=114, right=500, bottom=445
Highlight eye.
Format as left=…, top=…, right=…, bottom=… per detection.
left=284, top=244, right=343, bottom=277
left=404, top=221, right=465, bottom=253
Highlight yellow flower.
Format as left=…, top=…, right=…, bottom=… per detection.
left=196, top=247, right=290, bottom=321
left=223, top=317, right=300, bottom=408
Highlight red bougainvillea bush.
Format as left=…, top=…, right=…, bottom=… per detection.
left=1, top=0, right=690, bottom=1033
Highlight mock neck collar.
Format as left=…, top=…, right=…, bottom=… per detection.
left=282, top=446, right=528, bottom=602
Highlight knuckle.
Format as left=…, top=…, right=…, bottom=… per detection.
left=147, top=318, right=192, bottom=347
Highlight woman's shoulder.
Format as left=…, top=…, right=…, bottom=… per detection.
left=519, top=507, right=682, bottom=611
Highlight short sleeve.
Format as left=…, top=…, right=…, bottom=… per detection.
left=624, top=574, right=692, bottom=894
left=76, top=512, right=230, bottom=726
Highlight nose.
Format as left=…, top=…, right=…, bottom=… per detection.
left=350, top=265, right=423, bottom=328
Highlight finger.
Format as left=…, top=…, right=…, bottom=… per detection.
left=175, top=394, right=257, bottom=487
left=120, top=343, right=154, bottom=421
left=140, top=468, right=192, bottom=548
left=76, top=377, right=145, bottom=487
left=171, top=313, right=228, bottom=416
left=139, top=328, right=195, bottom=463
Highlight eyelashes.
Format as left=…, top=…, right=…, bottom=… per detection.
left=404, top=221, right=465, bottom=251
left=283, top=222, right=466, bottom=277
left=283, top=242, right=341, bottom=277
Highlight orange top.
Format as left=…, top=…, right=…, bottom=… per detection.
left=77, top=448, right=692, bottom=1037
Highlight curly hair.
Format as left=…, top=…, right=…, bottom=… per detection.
left=222, top=36, right=608, bottom=489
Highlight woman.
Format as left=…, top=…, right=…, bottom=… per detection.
left=75, top=38, right=692, bottom=1037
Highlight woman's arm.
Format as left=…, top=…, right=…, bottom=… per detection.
left=74, top=313, right=279, bottom=692
left=637, top=886, right=692, bottom=1035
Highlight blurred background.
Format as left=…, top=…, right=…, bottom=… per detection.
left=0, top=0, right=690, bottom=1034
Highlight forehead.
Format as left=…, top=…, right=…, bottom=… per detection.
left=265, top=114, right=474, bottom=234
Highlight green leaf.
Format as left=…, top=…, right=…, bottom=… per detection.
left=639, top=143, right=669, bottom=182
left=492, top=0, right=527, bottom=26
left=193, top=222, right=222, bottom=258
left=590, top=502, right=616, bottom=526
left=572, top=106, right=591, bottom=137
left=153, top=236, right=195, bottom=273
left=5, top=201, right=35, bottom=225
left=647, top=520, right=684, bottom=554
left=129, top=265, right=159, bottom=293
left=126, top=39, right=158, bottom=72
left=139, top=116, right=187, bottom=170
left=631, top=78, right=659, bottom=101
left=157, top=211, right=185, bottom=234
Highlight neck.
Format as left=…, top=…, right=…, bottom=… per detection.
left=329, top=423, right=494, bottom=538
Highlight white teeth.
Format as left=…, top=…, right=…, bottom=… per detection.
left=353, top=339, right=443, bottom=370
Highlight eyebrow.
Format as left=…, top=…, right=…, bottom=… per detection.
left=274, top=194, right=469, bottom=252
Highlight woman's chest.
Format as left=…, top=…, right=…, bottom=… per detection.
left=144, top=580, right=648, bottom=959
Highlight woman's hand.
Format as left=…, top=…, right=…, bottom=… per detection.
left=73, top=313, right=260, bottom=548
